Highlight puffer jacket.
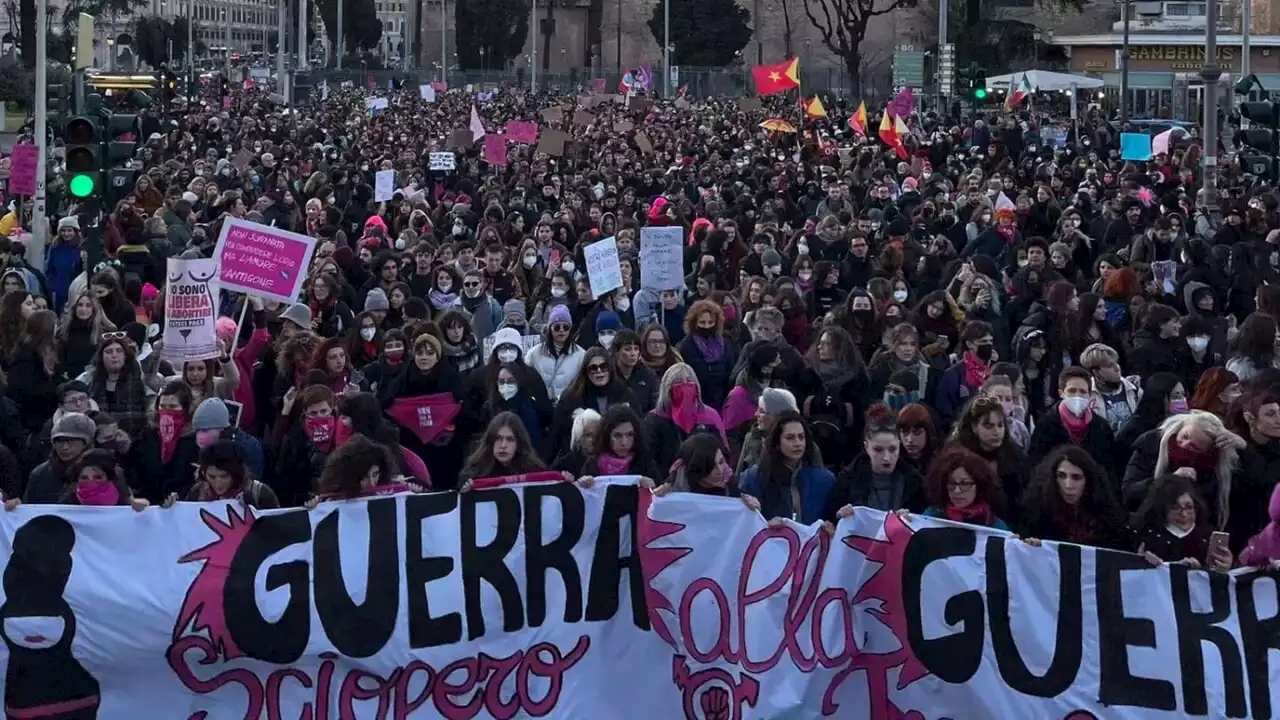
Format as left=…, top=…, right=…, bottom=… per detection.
left=524, top=342, right=586, bottom=402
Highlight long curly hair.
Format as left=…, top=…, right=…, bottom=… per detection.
left=923, top=445, right=1006, bottom=515
left=1020, top=445, right=1122, bottom=532
left=317, top=434, right=397, bottom=500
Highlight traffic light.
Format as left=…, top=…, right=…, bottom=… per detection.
left=161, top=67, right=178, bottom=106
left=64, top=116, right=101, bottom=200
left=102, top=113, right=139, bottom=207
left=47, top=83, right=69, bottom=129
left=957, top=63, right=988, bottom=103
left=220, top=74, right=231, bottom=98
left=1237, top=101, right=1279, bottom=179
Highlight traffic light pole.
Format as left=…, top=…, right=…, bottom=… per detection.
left=1201, top=0, right=1222, bottom=215
left=32, top=0, right=48, bottom=256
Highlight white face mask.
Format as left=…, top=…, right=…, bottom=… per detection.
left=497, top=348, right=518, bottom=363
left=893, top=290, right=909, bottom=302
left=797, top=243, right=809, bottom=255
left=562, top=260, right=576, bottom=273
left=359, top=327, right=376, bottom=341
left=551, top=287, right=567, bottom=298
left=599, top=332, right=615, bottom=349
left=616, top=297, right=631, bottom=312
left=1187, top=336, right=1209, bottom=352
left=523, top=254, right=537, bottom=268
left=498, top=382, right=518, bottom=400
left=798, top=270, right=812, bottom=281
left=1062, top=396, right=1090, bottom=417
left=395, top=238, right=406, bottom=250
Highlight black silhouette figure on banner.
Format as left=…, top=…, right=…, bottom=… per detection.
left=1, top=515, right=100, bottom=719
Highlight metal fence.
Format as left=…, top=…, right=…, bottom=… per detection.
left=300, top=63, right=895, bottom=102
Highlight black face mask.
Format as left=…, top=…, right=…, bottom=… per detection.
left=974, top=344, right=994, bottom=362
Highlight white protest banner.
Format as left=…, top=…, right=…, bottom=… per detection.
left=584, top=236, right=622, bottom=298
left=365, top=96, right=388, bottom=111
left=640, top=496, right=1280, bottom=719
left=429, top=151, right=456, bottom=171
left=160, top=258, right=220, bottom=362
left=419, top=84, right=436, bottom=102
left=639, top=226, right=685, bottom=290
left=374, top=169, right=395, bottom=201
left=0, top=480, right=682, bottom=718
left=213, top=218, right=317, bottom=304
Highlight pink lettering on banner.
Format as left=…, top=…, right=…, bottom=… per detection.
left=8, top=143, right=38, bottom=196
left=213, top=219, right=317, bottom=304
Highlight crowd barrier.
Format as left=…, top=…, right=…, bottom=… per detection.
left=0, top=477, right=1272, bottom=718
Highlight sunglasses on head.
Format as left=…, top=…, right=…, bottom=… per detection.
left=101, top=332, right=127, bottom=341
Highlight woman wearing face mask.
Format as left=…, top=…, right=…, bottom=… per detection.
left=1189, top=367, right=1241, bottom=421
left=675, top=300, right=738, bottom=414
left=644, top=363, right=729, bottom=476
left=357, top=329, right=408, bottom=394
left=374, top=333, right=468, bottom=487
left=827, top=404, right=924, bottom=520
left=436, top=310, right=482, bottom=374
left=1131, top=475, right=1226, bottom=569
left=1027, top=366, right=1120, bottom=473
left=1019, top=445, right=1128, bottom=550
left=529, top=270, right=575, bottom=335
left=274, top=385, right=346, bottom=506
left=1116, top=372, right=1187, bottom=448
left=481, top=362, right=547, bottom=449
left=935, top=320, right=998, bottom=430
left=181, top=439, right=279, bottom=507
left=31, top=449, right=147, bottom=511
left=835, top=289, right=882, bottom=365
left=509, top=239, right=543, bottom=301
left=346, top=311, right=384, bottom=369
left=461, top=326, right=550, bottom=435
left=133, top=381, right=200, bottom=502
left=738, top=411, right=835, bottom=524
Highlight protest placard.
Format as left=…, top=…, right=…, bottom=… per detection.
left=639, top=226, right=685, bottom=290
left=213, top=219, right=317, bottom=304
left=429, top=152, right=456, bottom=171
left=7, top=143, right=37, bottom=196
left=483, top=135, right=508, bottom=166
left=160, top=258, right=220, bottom=362
left=584, top=237, right=622, bottom=298
left=374, top=170, right=395, bottom=201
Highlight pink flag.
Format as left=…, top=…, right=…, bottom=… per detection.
left=1152, top=128, right=1175, bottom=157
left=888, top=87, right=916, bottom=120
left=720, top=386, right=758, bottom=431
left=503, top=120, right=539, bottom=144
left=470, top=471, right=567, bottom=490
left=431, top=81, right=447, bottom=92
left=484, top=134, right=508, bottom=166
left=469, top=104, right=487, bottom=141
left=385, top=393, right=461, bottom=445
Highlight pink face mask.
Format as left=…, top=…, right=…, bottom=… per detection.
left=306, top=416, right=336, bottom=449
left=195, top=429, right=222, bottom=448
left=76, top=480, right=120, bottom=506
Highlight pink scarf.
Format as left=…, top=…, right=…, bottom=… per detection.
left=670, top=382, right=700, bottom=433
left=596, top=453, right=632, bottom=475
left=962, top=352, right=990, bottom=389
left=1057, top=402, right=1093, bottom=446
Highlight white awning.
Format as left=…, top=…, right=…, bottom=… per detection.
left=985, top=70, right=1106, bottom=92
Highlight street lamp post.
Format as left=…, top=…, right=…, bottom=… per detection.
left=1120, top=0, right=1131, bottom=126
left=1201, top=0, right=1222, bottom=214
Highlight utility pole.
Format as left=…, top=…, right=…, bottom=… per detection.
left=224, top=1, right=231, bottom=72
left=276, top=0, right=288, bottom=102
left=297, top=0, right=308, bottom=70
left=336, top=0, right=344, bottom=69
left=33, top=0, right=48, bottom=253
left=936, top=0, right=947, bottom=111
left=662, top=0, right=669, bottom=97
left=186, top=0, right=194, bottom=74
left=1240, top=0, right=1251, bottom=126
left=1120, top=0, right=1130, bottom=126
left=1201, top=0, right=1222, bottom=214
left=529, top=0, right=537, bottom=91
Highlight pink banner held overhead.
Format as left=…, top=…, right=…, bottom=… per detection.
left=503, top=120, right=539, bottom=144
left=212, top=219, right=317, bottom=304
left=385, top=393, right=461, bottom=445
left=483, top=134, right=508, bottom=166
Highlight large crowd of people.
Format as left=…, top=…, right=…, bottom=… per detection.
left=3, top=80, right=1280, bottom=574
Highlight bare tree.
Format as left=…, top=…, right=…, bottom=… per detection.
left=804, top=0, right=917, bottom=97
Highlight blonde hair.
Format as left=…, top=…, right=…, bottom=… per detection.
left=1079, top=342, right=1119, bottom=370
left=1153, top=411, right=1241, bottom=530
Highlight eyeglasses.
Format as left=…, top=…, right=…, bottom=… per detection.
left=587, top=363, right=609, bottom=374
left=948, top=480, right=976, bottom=490
left=463, top=281, right=482, bottom=288
left=101, top=332, right=127, bottom=341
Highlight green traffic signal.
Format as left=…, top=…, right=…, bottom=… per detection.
left=69, top=174, right=95, bottom=198
left=974, top=88, right=988, bottom=99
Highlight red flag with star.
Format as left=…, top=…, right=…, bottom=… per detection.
left=751, top=58, right=800, bottom=96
